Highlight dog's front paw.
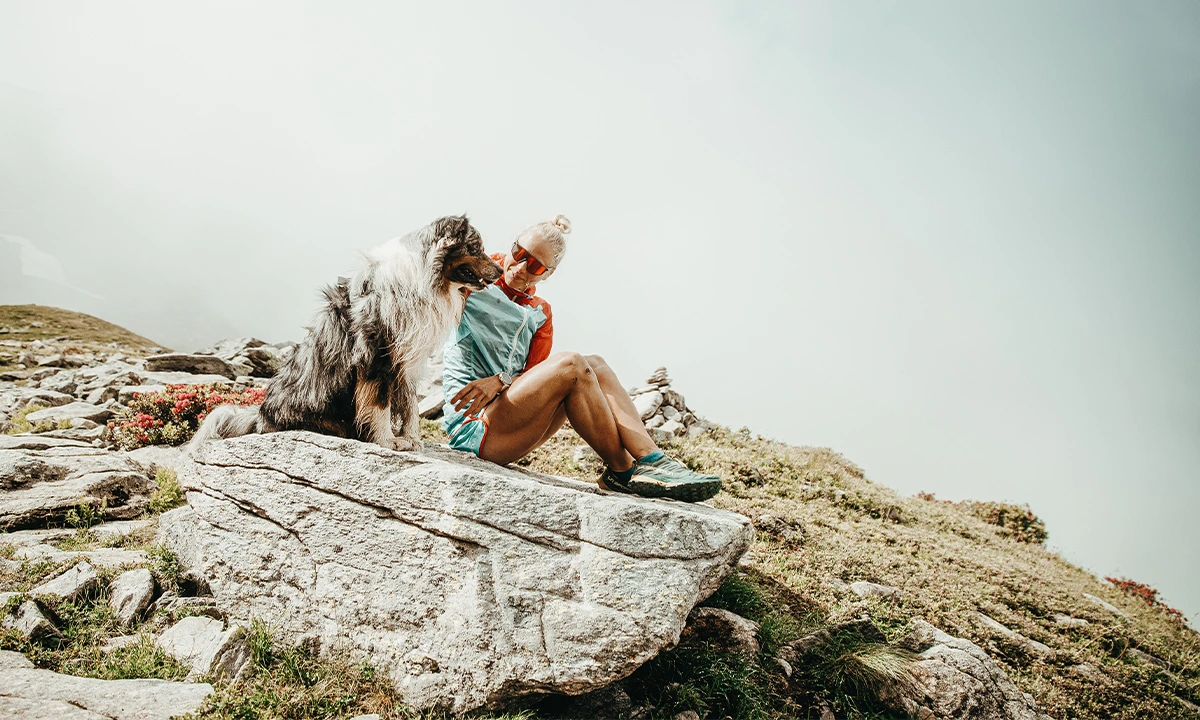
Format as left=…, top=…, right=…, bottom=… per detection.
left=384, top=437, right=423, bottom=452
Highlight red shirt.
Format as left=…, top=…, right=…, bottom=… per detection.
left=490, top=253, right=554, bottom=371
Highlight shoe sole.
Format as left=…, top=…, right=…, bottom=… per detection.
left=597, top=475, right=721, bottom=503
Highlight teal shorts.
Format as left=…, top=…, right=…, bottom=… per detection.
left=447, top=416, right=489, bottom=456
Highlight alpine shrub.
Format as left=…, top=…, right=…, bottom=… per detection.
left=107, top=384, right=265, bottom=450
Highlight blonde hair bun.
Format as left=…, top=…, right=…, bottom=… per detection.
left=552, top=214, right=572, bottom=235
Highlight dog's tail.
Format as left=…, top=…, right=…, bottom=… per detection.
left=189, top=404, right=262, bottom=449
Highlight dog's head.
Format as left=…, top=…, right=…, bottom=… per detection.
left=432, top=215, right=503, bottom=292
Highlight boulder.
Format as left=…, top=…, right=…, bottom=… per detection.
left=0, top=388, right=74, bottom=414
left=850, top=581, right=900, bottom=599
left=32, top=561, right=99, bottom=601
left=109, top=568, right=156, bottom=626
left=881, top=619, right=1054, bottom=720
left=2, top=600, right=59, bottom=640
left=144, top=354, right=237, bottom=379
left=683, top=607, right=760, bottom=655
left=633, top=391, right=663, bottom=420
left=159, top=432, right=753, bottom=714
left=156, top=616, right=251, bottom=681
left=24, top=402, right=113, bottom=425
left=0, top=445, right=154, bottom=530
left=659, top=419, right=685, bottom=437
left=0, top=666, right=212, bottom=720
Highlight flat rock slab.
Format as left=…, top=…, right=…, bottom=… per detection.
left=0, top=435, right=93, bottom=451
left=0, top=666, right=212, bottom=720
left=0, top=445, right=154, bottom=530
left=159, top=431, right=753, bottom=714
left=144, top=354, right=237, bottom=379
left=25, top=402, right=113, bottom=425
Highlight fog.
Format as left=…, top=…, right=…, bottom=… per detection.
left=2, top=2, right=1198, bottom=619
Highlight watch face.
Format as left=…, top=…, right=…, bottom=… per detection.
left=500, top=372, right=513, bottom=385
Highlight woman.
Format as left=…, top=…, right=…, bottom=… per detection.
left=441, top=215, right=721, bottom=502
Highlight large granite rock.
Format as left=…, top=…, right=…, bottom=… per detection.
left=880, top=619, right=1053, bottom=720
left=0, top=444, right=155, bottom=530
left=159, top=432, right=752, bottom=714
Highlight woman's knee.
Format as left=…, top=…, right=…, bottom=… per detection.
left=583, top=354, right=610, bottom=372
left=550, top=352, right=592, bottom=381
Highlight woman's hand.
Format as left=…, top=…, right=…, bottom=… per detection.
left=452, top=375, right=506, bottom=417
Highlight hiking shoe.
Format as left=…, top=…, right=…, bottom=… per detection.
left=599, top=455, right=722, bottom=502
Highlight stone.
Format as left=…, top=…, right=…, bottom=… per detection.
left=850, top=580, right=900, bottom=599
left=101, top=635, right=143, bottom=653
left=0, top=444, right=154, bottom=529
left=627, top=385, right=658, bottom=397
left=633, top=390, right=663, bottom=420
left=2, top=600, right=59, bottom=640
left=659, top=419, right=686, bottom=437
left=975, top=612, right=1053, bottom=659
left=1051, top=613, right=1089, bottom=628
left=156, top=616, right=251, bottom=681
left=348, top=716, right=383, bottom=720
left=673, top=712, right=700, bottom=720
left=418, top=392, right=443, bottom=419
left=37, top=354, right=85, bottom=369
left=32, top=561, right=99, bottom=601
left=1083, top=593, right=1128, bottom=618
left=144, top=354, right=237, bottom=379
left=109, top=568, right=156, bottom=625
left=661, top=389, right=686, bottom=411
left=159, top=431, right=753, bottom=714
left=0, top=388, right=74, bottom=413
left=38, top=372, right=77, bottom=396
left=661, top=405, right=681, bottom=422
left=644, top=414, right=665, bottom=430
left=0, top=666, right=212, bottom=720
left=24, top=402, right=113, bottom=425
left=85, top=386, right=119, bottom=405
left=683, top=606, right=760, bottom=655
left=14, top=545, right=147, bottom=569
left=118, top=384, right=166, bottom=404
left=883, top=619, right=1054, bottom=720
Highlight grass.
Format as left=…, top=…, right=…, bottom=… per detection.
left=3, top=404, right=73, bottom=434
left=147, top=467, right=187, bottom=515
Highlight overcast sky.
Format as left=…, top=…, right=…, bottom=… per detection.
left=2, top=1, right=1198, bottom=620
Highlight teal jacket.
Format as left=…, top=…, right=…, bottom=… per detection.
left=442, top=283, right=548, bottom=437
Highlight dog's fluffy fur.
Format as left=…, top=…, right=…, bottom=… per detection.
left=191, top=215, right=501, bottom=450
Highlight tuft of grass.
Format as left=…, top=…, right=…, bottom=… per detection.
left=146, top=467, right=186, bottom=515
left=146, top=545, right=184, bottom=594
left=65, top=499, right=107, bottom=530
left=4, top=404, right=62, bottom=435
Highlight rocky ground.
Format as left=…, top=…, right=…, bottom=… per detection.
left=1, top=305, right=1197, bottom=720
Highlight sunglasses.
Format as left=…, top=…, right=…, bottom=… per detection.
left=511, top=241, right=555, bottom=276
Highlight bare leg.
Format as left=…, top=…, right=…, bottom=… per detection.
left=479, top=352, right=634, bottom=470
left=584, top=355, right=659, bottom=460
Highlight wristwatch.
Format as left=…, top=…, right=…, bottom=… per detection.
left=498, top=372, right=513, bottom=389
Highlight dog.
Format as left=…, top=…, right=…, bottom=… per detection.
left=191, top=215, right=502, bottom=450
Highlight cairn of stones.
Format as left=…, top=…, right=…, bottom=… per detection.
left=628, top=366, right=711, bottom=439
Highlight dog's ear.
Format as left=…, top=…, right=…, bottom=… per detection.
left=433, top=215, right=471, bottom=245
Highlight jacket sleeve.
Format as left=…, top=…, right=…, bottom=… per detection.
left=524, top=301, right=553, bottom=371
